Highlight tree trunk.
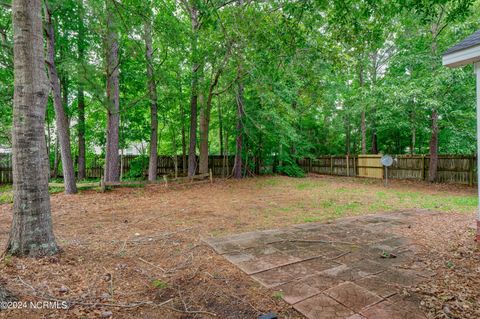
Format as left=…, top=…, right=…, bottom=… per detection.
left=411, top=126, right=416, bottom=155
left=370, top=127, right=378, bottom=154
left=77, top=86, right=86, bottom=179
left=358, top=64, right=366, bottom=155
left=361, top=110, right=366, bottom=154
left=187, top=5, right=200, bottom=177
left=145, top=15, right=158, bottom=182
left=199, top=94, right=210, bottom=174
left=218, top=101, right=224, bottom=177
left=199, top=49, right=230, bottom=174
left=0, top=284, right=15, bottom=305
left=77, top=0, right=86, bottom=180
left=53, top=133, right=59, bottom=178
left=345, top=115, right=351, bottom=155
left=428, top=25, right=439, bottom=182
left=45, top=6, right=77, bottom=194
left=428, top=110, right=439, bottom=182
left=7, top=0, right=59, bottom=256
left=233, top=79, right=244, bottom=179
left=104, top=0, right=120, bottom=182
left=179, top=77, right=187, bottom=175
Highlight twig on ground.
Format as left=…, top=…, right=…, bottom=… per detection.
left=163, top=305, right=217, bottom=317
left=17, top=276, right=173, bottom=309
left=138, top=257, right=166, bottom=272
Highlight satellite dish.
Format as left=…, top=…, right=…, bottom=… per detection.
left=381, top=155, right=393, bottom=167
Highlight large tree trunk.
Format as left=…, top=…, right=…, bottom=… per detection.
left=345, top=115, right=351, bottom=155
left=361, top=110, right=366, bottom=154
left=370, top=126, right=378, bottom=154
left=358, top=64, right=366, bottom=155
left=144, top=15, right=158, bottom=182
left=428, top=110, right=439, bottom=182
left=104, top=0, right=120, bottom=182
left=199, top=102, right=210, bottom=174
left=7, top=0, right=59, bottom=257
left=77, top=86, right=86, bottom=179
left=198, top=48, right=230, bottom=174
left=187, top=5, right=200, bottom=177
left=0, top=285, right=15, bottom=305
left=233, top=79, right=244, bottom=179
left=45, top=6, right=77, bottom=194
left=53, top=133, right=59, bottom=178
left=218, top=101, right=224, bottom=177
left=181, top=95, right=187, bottom=175
left=428, top=25, right=439, bottom=182
left=77, top=0, right=86, bottom=180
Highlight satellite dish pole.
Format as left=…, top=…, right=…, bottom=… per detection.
left=381, top=155, right=393, bottom=187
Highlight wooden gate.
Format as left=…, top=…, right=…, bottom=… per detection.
left=357, top=155, right=383, bottom=179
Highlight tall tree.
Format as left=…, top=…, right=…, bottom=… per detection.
left=184, top=1, right=200, bottom=177
left=7, top=0, right=59, bottom=256
left=77, top=0, right=86, bottom=180
left=233, top=74, right=244, bottom=178
left=199, top=46, right=231, bottom=174
left=145, top=5, right=158, bottom=182
left=45, top=3, right=77, bottom=194
left=104, top=0, right=121, bottom=182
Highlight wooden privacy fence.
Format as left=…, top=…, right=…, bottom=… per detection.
left=0, top=154, right=236, bottom=184
left=0, top=152, right=477, bottom=185
left=83, top=155, right=236, bottom=179
left=298, top=154, right=478, bottom=185
left=0, top=153, right=12, bottom=184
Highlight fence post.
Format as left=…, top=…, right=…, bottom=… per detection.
left=346, top=155, right=349, bottom=176
left=330, top=156, right=333, bottom=175
left=309, top=158, right=312, bottom=173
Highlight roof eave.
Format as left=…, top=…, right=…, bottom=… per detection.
left=443, top=44, right=480, bottom=68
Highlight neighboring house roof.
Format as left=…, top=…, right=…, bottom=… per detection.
left=444, top=29, right=480, bottom=56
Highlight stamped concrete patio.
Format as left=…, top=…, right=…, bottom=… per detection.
left=204, top=210, right=438, bottom=319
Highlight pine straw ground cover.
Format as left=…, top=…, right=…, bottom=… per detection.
left=0, top=175, right=478, bottom=318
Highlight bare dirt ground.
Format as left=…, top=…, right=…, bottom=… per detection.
left=0, top=175, right=478, bottom=318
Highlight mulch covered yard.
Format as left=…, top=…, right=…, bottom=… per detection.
left=0, top=175, right=478, bottom=318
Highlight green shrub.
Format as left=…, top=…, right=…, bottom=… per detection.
left=124, top=155, right=148, bottom=180
left=277, top=159, right=305, bottom=177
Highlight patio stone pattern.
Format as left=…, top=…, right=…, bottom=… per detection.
left=204, top=210, right=436, bottom=319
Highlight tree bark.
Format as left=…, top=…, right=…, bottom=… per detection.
left=428, top=24, right=439, bottom=182
left=199, top=64, right=226, bottom=174
left=218, top=101, right=224, bottom=177
left=77, top=86, right=86, bottom=179
left=199, top=100, right=210, bottom=174
left=187, top=5, right=200, bottom=177
left=144, top=14, right=158, bottom=182
left=359, top=65, right=366, bottom=155
left=179, top=75, right=187, bottom=175
left=77, top=0, right=86, bottom=180
left=370, top=126, right=378, bottom=154
left=104, top=0, right=120, bottom=182
left=7, top=0, right=59, bottom=256
left=53, top=133, right=59, bottom=178
left=345, top=115, right=351, bottom=155
left=428, top=110, right=439, bottom=182
left=233, top=79, right=244, bottom=179
left=45, top=6, right=77, bottom=194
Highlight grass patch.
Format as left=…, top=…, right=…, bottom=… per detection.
left=256, top=178, right=281, bottom=188
left=259, top=177, right=477, bottom=227
left=295, top=181, right=324, bottom=190
left=0, top=184, right=12, bottom=204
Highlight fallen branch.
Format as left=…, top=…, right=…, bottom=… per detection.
left=16, top=276, right=172, bottom=309
left=138, top=257, right=166, bottom=272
